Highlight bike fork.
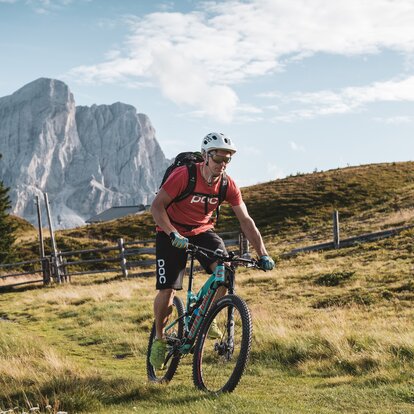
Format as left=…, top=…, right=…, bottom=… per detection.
left=227, top=305, right=235, bottom=355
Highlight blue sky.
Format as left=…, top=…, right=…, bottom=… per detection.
left=1, top=0, right=414, bottom=187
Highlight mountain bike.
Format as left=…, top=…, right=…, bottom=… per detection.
left=146, top=243, right=261, bottom=393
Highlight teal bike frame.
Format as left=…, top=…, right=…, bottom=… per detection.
left=163, top=244, right=233, bottom=357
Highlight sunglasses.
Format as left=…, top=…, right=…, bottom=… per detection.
left=209, top=152, right=232, bottom=164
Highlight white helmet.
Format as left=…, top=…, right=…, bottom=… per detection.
left=201, top=132, right=237, bottom=154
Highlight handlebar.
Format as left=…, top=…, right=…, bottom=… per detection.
left=186, top=243, right=260, bottom=268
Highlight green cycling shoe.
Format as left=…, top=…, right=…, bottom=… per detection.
left=150, top=338, right=167, bottom=370
left=208, top=318, right=223, bottom=339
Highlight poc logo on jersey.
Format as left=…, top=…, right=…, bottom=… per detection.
left=190, top=195, right=218, bottom=204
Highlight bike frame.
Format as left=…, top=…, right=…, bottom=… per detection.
left=163, top=245, right=235, bottom=356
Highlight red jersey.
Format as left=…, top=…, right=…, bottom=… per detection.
left=159, top=163, right=243, bottom=236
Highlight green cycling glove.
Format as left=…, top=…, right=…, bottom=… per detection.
left=169, top=232, right=189, bottom=249
left=258, top=255, right=275, bottom=271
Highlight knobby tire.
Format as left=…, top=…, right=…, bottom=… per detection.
left=192, top=294, right=252, bottom=393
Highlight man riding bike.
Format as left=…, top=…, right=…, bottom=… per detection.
left=150, top=132, right=274, bottom=369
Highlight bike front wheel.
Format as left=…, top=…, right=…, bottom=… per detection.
left=147, top=295, right=184, bottom=383
left=192, top=294, right=252, bottom=393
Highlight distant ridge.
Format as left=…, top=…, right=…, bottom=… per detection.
left=232, top=160, right=414, bottom=237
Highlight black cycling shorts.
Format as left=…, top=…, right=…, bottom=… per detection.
left=155, top=230, right=227, bottom=290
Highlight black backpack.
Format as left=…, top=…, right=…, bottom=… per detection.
left=159, top=151, right=228, bottom=227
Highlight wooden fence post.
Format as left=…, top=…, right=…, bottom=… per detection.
left=118, top=238, right=128, bottom=278
left=42, top=258, right=51, bottom=285
left=35, top=195, right=45, bottom=258
left=36, top=195, right=47, bottom=282
left=333, top=210, right=340, bottom=248
left=64, top=257, right=71, bottom=283
left=44, top=192, right=62, bottom=283
left=58, top=252, right=69, bottom=283
left=239, top=231, right=250, bottom=258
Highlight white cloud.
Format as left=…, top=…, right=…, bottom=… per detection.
left=66, top=0, right=414, bottom=122
left=267, top=75, right=414, bottom=121
left=373, top=115, right=414, bottom=124
left=157, top=1, right=174, bottom=12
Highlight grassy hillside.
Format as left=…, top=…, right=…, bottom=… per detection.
left=62, top=161, right=414, bottom=245
left=9, top=214, right=36, bottom=236
left=220, top=161, right=414, bottom=238
left=1, top=161, right=413, bottom=413
left=14, top=161, right=414, bottom=260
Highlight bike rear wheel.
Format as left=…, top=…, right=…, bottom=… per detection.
left=147, top=295, right=184, bottom=383
left=192, top=294, right=252, bottom=393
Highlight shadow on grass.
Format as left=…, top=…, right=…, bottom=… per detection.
left=250, top=337, right=336, bottom=372
left=2, top=375, right=158, bottom=413
left=0, top=282, right=44, bottom=294
left=1, top=374, right=210, bottom=413
left=250, top=337, right=383, bottom=379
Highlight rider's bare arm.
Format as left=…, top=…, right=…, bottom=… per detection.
left=232, top=203, right=268, bottom=257
left=150, top=188, right=179, bottom=236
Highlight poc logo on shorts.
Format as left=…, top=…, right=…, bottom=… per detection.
left=190, top=195, right=218, bottom=204
left=157, top=259, right=166, bottom=284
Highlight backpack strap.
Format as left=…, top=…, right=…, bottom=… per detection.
left=166, top=163, right=197, bottom=210
left=174, top=163, right=197, bottom=202
left=218, top=172, right=228, bottom=204
left=215, top=172, right=228, bottom=226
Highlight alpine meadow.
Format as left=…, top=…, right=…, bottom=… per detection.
left=0, top=162, right=413, bottom=414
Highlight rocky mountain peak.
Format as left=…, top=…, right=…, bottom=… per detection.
left=0, top=78, right=169, bottom=228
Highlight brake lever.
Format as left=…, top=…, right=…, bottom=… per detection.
left=249, top=259, right=266, bottom=271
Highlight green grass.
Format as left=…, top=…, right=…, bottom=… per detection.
left=1, top=229, right=413, bottom=413
left=1, top=161, right=414, bottom=413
